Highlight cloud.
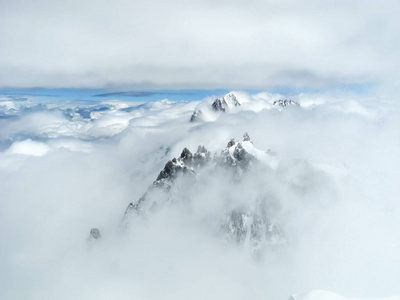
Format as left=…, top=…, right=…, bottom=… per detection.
left=4, top=139, right=50, bottom=156
left=1, top=0, right=399, bottom=90
left=94, top=91, right=196, bottom=98
left=0, top=91, right=399, bottom=299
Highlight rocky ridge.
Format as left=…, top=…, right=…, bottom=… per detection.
left=190, top=92, right=241, bottom=122
left=118, top=133, right=284, bottom=253
left=273, top=99, right=300, bottom=107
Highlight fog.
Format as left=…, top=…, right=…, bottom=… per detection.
left=0, top=91, right=399, bottom=299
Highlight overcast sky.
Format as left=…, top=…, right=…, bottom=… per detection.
left=1, top=0, right=399, bottom=91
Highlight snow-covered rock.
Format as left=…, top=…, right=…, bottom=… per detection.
left=120, top=133, right=284, bottom=252
left=273, top=99, right=300, bottom=107
left=87, top=129, right=348, bottom=255
left=190, top=93, right=301, bottom=123
left=190, top=92, right=242, bottom=122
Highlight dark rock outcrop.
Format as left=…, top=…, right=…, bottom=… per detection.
left=190, top=109, right=202, bottom=122
left=211, top=93, right=241, bottom=112
left=88, top=228, right=101, bottom=241
left=273, top=100, right=299, bottom=107
left=119, top=133, right=284, bottom=252
left=212, top=98, right=226, bottom=112
left=190, top=92, right=241, bottom=122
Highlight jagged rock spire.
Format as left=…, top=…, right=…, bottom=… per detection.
left=116, top=133, right=284, bottom=254
left=212, top=98, right=225, bottom=112
left=190, top=110, right=202, bottom=122
left=180, top=147, right=192, bottom=162
left=273, top=99, right=299, bottom=107
left=243, top=132, right=251, bottom=142
left=190, top=92, right=241, bottom=123
left=227, top=138, right=235, bottom=148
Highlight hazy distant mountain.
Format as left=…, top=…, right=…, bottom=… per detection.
left=273, top=99, right=300, bottom=107
left=190, top=92, right=242, bottom=122
left=190, top=92, right=300, bottom=122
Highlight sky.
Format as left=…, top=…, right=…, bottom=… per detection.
left=1, top=0, right=399, bottom=92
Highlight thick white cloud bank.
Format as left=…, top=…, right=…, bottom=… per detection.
left=1, top=0, right=399, bottom=91
left=0, top=91, right=399, bottom=299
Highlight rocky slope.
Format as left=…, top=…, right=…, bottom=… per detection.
left=273, top=99, right=300, bottom=107
left=89, top=129, right=344, bottom=256
left=190, top=92, right=241, bottom=122
left=190, top=92, right=300, bottom=123
left=118, top=133, right=284, bottom=253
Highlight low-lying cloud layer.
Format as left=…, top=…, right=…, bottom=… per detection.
left=0, top=91, right=399, bottom=299
left=1, top=0, right=399, bottom=90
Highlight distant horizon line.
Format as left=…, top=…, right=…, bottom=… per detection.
left=0, top=83, right=376, bottom=102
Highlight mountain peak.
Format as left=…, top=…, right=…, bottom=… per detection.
left=223, top=92, right=241, bottom=107
left=226, top=138, right=235, bottom=148
left=211, top=92, right=241, bottom=113
left=243, top=132, right=251, bottom=142
left=190, top=92, right=243, bottom=122
left=273, top=99, right=299, bottom=107
left=118, top=133, right=283, bottom=252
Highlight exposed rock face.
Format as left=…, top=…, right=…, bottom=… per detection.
left=156, top=159, right=186, bottom=182
left=190, top=109, right=202, bottom=122
left=193, top=145, right=211, bottom=167
left=226, top=138, right=235, bottom=148
left=212, top=98, right=226, bottom=112
left=153, top=146, right=208, bottom=189
left=222, top=203, right=283, bottom=250
left=211, top=92, right=241, bottom=112
left=121, top=144, right=212, bottom=228
left=190, top=92, right=241, bottom=122
left=88, top=228, right=101, bottom=241
left=190, top=95, right=300, bottom=123
left=121, top=133, right=284, bottom=252
left=273, top=100, right=300, bottom=107
left=218, top=133, right=255, bottom=171
left=243, top=132, right=251, bottom=142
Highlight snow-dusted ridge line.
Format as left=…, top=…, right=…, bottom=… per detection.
left=89, top=133, right=286, bottom=252
left=122, top=132, right=277, bottom=212
left=190, top=92, right=242, bottom=122
left=273, top=99, right=300, bottom=107
left=189, top=92, right=300, bottom=122
left=89, top=130, right=350, bottom=254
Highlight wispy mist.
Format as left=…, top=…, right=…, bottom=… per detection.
left=0, top=91, right=399, bottom=299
